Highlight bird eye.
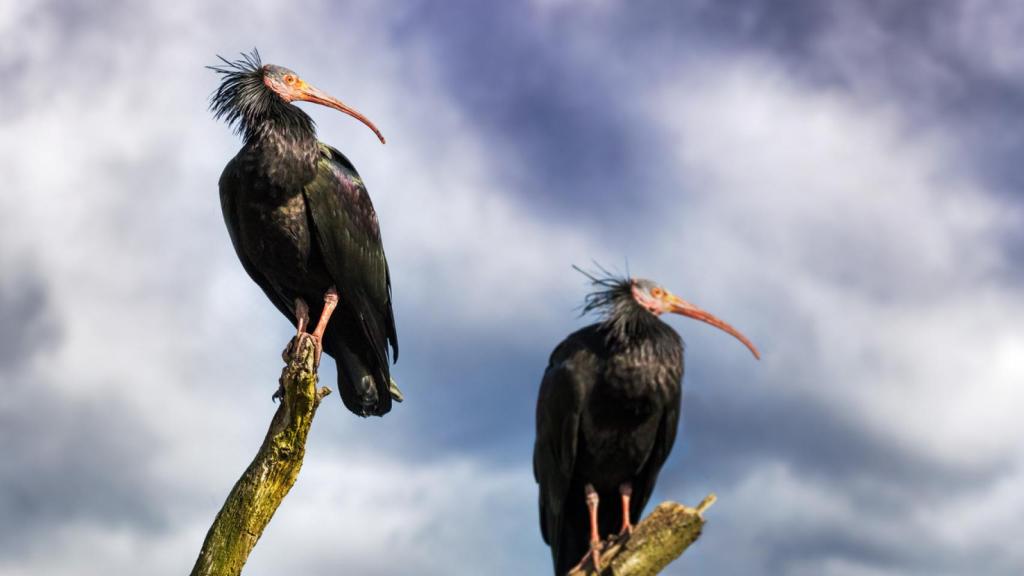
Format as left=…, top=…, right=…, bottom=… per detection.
left=284, top=75, right=296, bottom=84
left=651, top=288, right=665, bottom=298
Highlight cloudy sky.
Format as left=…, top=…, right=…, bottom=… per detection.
left=2, top=1, right=1023, bottom=574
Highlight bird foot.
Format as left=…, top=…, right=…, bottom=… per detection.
left=614, top=523, right=633, bottom=543
left=271, top=382, right=285, bottom=403
left=281, top=333, right=324, bottom=369
left=570, top=544, right=603, bottom=574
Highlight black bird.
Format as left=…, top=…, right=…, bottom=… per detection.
left=209, top=50, right=401, bottom=417
left=534, top=269, right=759, bottom=574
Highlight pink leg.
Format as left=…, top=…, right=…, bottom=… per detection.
left=295, top=298, right=310, bottom=335
left=571, top=484, right=604, bottom=572
left=309, top=287, right=339, bottom=366
left=619, top=482, right=633, bottom=536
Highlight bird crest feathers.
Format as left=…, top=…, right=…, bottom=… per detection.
left=207, top=49, right=268, bottom=135
left=573, top=262, right=632, bottom=318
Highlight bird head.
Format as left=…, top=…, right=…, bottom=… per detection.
left=261, top=64, right=385, bottom=144
left=630, top=278, right=760, bottom=359
left=578, top=266, right=760, bottom=359
left=209, top=49, right=385, bottom=144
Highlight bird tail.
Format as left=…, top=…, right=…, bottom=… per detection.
left=329, top=338, right=402, bottom=417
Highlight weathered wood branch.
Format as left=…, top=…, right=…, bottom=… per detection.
left=190, top=334, right=330, bottom=576
left=569, top=494, right=717, bottom=576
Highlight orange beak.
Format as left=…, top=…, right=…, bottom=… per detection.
left=295, top=81, right=386, bottom=144
left=665, top=293, right=760, bottom=359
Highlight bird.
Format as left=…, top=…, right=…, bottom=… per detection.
left=209, top=49, right=401, bottom=417
left=533, top=267, right=759, bottom=574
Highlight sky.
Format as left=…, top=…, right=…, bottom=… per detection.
left=1, top=0, right=1023, bottom=574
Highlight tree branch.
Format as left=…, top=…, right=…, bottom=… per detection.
left=190, top=334, right=330, bottom=576
left=569, top=494, right=717, bottom=576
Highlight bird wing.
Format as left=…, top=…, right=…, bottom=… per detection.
left=629, top=391, right=682, bottom=523
left=219, top=157, right=297, bottom=325
left=302, top=143, right=399, bottom=372
left=533, top=329, right=599, bottom=550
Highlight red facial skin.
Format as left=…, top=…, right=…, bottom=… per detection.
left=632, top=281, right=760, bottom=359
left=264, top=70, right=386, bottom=144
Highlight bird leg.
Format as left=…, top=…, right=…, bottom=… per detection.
left=274, top=297, right=313, bottom=401
left=309, top=287, right=339, bottom=367
left=295, top=298, right=310, bottom=335
left=278, top=299, right=313, bottom=399
left=571, top=484, right=604, bottom=573
left=618, top=482, right=633, bottom=537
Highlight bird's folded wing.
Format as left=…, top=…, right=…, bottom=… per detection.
left=219, top=158, right=298, bottom=325
left=302, top=144, right=398, bottom=364
left=534, top=340, right=593, bottom=546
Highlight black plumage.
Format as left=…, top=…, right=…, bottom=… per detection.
left=534, top=269, right=758, bottom=574
left=209, top=50, right=400, bottom=417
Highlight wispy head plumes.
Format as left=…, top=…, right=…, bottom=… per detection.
left=574, top=263, right=677, bottom=349
left=208, top=49, right=266, bottom=136
left=574, top=262, right=632, bottom=319
left=207, top=49, right=313, bottom=141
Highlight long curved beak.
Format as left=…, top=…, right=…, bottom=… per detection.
left=666, top=294, right=760, bottom=359
left=296, top=83, right=386, bottom=144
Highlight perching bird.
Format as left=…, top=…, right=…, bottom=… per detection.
left=209, top=50, right=401, bottom=417
left=534, top=268, right=759, bottom=574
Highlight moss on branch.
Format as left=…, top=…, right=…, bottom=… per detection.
left=190, top=334, right=329, bottom=576
left=569, top=494, right=717, bottom=576
left=187, top=333, right=713, bottom=576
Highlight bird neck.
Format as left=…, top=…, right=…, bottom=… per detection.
left=247, top=102, right=317, bottom=146
left=247, top=108, right=321, bottom=186
left=601, top=300, right=681, bottom=355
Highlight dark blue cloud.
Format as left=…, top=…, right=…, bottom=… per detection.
left=315, top=312, right=579, bottom=468
left=3, top=1, right=1023, bottom=574
left=0, top=267, right=59, bottom=371
left=612, top=0, right=1024, bottom=211
left=373, top=0, right=667, bottom=219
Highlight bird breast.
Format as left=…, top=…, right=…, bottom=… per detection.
left=575, top=342, right=681, bottom=487
left=235, top=184, right=329, bottom=296
left=578, top=401, right=662, bottom=489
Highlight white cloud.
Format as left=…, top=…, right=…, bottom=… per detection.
left=644, top=57, right=1024, bottom=572
left=653, top=59, right=1024, bottom=462
left=0, top=0, right=602, bottom=573
left=0, top=455, right=542, bottom=576
left=246, top=454, right=543, bottom=575
left=5, top=2, right=1024, bottom=575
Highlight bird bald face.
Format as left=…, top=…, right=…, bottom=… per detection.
left=261, top=65, right=304, bottom=101
left=631, top=278, right=761, bottom=359
left=261, top=64, right=386, bottom=144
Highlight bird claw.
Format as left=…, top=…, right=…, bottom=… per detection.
left=570, top=544, right=603, bottom=574
left=281, top=333, right=324, bottom=368
left=591, top=545, right=603, bottom=572
left=615, top=523, right=633, bottom=543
